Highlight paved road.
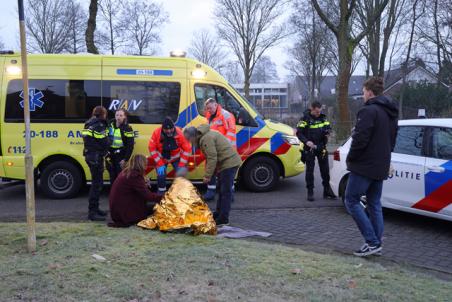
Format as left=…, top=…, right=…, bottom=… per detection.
left=1, top=167, right=452, bottom=275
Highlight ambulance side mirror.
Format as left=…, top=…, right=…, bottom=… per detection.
left=237, top=108, right=257, bottom=127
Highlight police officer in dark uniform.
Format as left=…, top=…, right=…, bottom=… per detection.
left=296, top=101, right=337, bottom=201
left=82, top=106, right=110, bottom=221
left=107, top=109, right=135, bottom=185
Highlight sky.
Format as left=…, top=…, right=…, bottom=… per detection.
left=0, top=0, right=292, bottom=79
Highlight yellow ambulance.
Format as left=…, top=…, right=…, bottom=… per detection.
left=0, top=52, right=304, bottom=198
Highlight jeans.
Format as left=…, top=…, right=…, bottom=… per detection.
left=345, top=172, right=384, bottom=246
left=305, top=149, right=330, bottom=190
left=216, top=166, right=238, bottom=220
left=85, top=152, right=105, bottom=214
left=157, top=161, right=179, bottom=192
left=206, top=175, right=235, bottom=202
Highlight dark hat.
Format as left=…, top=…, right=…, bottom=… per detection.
left=162, top=117, right=175, bottom=129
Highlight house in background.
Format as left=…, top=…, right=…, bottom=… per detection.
left=231, top=60, right=448, bottom=122
left=383, top=60, right=449, bottom=96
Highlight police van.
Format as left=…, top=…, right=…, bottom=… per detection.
left=0, top=52, right=304, bottom=198
left=330, top=118, right=452, bottom=222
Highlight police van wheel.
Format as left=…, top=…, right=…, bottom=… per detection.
left=40, top=161, right=82, bottom=199
left=242, top=156, right=279, bottom=192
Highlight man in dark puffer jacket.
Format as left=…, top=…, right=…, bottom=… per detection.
left=345, top=77, right=398, bottom=257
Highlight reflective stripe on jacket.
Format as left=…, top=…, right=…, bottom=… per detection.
left=205, top=104, right=237, bottom=147
left=148, top=126, right=191, bottom=168
left=82, top=117, right=110, bottom=154
left=108, top=121, right=135, bottom=161
left=296, top=111, right=331, bottom=149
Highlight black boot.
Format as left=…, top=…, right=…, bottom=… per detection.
left=96, top=209, right=108, bottom=216
left=323, top=185, right=337, bottom=199
left=88, top=211, right=106, bottom=221
left=307, top=189, right=315, bottom=202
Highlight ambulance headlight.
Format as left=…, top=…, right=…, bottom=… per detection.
left=282, top=134, right=300, bottom=145
left=6, top=66, right=21, bottom=75
left=191, top=69, right=207, bottom=79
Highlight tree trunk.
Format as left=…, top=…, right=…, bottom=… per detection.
left=399, top=0, right=419, bottom=119
left=85, top=0, right=99, bottom=54
left=433, top=0, right=442, bottom=74
left=109, top=12, right=114, bottom=55
left=244, top=67, right=251, bottom=100
left=336, top=36, right=353, bottom=139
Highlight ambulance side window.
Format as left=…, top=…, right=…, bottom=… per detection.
left=393, top=126, right=425, bottom=156
left=431, top=127, right=452, bottom=160
left=194, top=84, right=255, bottom=126
left=102, top=81, right=180, bottom=124
left=4, top=79, right=101, bottom=123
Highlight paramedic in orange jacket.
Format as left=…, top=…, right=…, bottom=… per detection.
left=148, top=117, right=191, bottom=194
left=203, top=98, right=237, bottom=201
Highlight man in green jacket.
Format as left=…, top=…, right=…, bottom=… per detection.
left=184, top=124, right=242, bottom=226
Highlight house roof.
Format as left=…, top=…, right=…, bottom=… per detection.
left=294, top=62, right=448, bottom=99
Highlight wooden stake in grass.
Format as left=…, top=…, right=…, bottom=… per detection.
left=18, top=0, right=36, bottom=253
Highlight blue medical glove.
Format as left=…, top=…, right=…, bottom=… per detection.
left=157, top=165, right=166, bottom=176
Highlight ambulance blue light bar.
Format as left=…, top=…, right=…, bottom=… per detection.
left=116, top=69, right=173, bottom=76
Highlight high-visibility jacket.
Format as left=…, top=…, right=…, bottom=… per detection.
left=205, top=104, right=236, bottom=146
left=148, top=127, right=191, bottom=169
left=108, top=120, right=135, bottom=161
left=296, top=110, right=331, bottom=150
left=82, top=117, right=110, bottom=155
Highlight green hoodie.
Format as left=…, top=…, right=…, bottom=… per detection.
left=196, top=124, right=242, bottom=179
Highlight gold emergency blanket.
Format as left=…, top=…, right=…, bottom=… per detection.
left=138, top=177, right=217, bottom=235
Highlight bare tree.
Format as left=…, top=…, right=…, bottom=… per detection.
left=215, top=0, right=288, bottom=98
left=85, top=0, right=99, bottom=54
left=417, top=0, right=452, bottom=70
left=25, top=0, right=72, bottom=53
left=399, top=0, right=426, bottom=119
left=66, top=0, right=87, bottom=54
left=98, top=0, right=124, bottom=54
left=287, top=0, right=335, bottom=102
left=251, top=56, right=279, bottom=83
left=311, top=0, right=389, bottom=130
left=188, top=29, right=226, bottom=70
left=356, top=0, right=408, bottom=77
left=220, top=60, right=244, bottom=83
left=121, top=0, right=168, bottom=56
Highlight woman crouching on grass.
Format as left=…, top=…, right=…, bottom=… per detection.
left=108, top=154, right=162, bottom=227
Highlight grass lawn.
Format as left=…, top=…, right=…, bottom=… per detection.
left=0, top=223, right=450, bottom=302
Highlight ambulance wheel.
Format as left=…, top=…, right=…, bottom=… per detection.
left=40, top=161, right=82, bottom=199
left=242, top=156, right=279, bottom=192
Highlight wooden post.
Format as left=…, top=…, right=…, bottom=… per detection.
left=18, top=0, right=36, bottom=253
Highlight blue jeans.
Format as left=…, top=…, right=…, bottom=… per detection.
left=216, top=166, right=238, bottom=220
left=157, top=161, right=179, bottom=192
left=345, top=172, right=384, bottom=246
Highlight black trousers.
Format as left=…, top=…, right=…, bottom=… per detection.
left=305, top=149, right=330, bottom=190
left=85, top=152, right=105, bottom=213
left=107, top=152, right=124, bottom=185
